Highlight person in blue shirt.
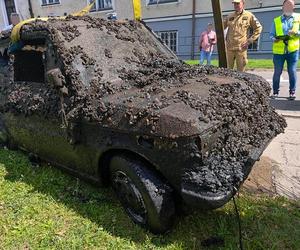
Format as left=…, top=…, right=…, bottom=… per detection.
left=270, top=0, right=300, bottom=100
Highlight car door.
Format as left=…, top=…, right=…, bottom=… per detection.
left=3, top=46, right=94, bottom=175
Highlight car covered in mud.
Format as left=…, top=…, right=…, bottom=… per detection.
left=0, top=16, right=286, bottom=233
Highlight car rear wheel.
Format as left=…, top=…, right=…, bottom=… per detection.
left=109, top=154, right=175, bottom=234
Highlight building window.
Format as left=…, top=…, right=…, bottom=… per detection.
left=4, top=0, right=16, bottom=24
left=89, top=0, right=113, bottom=11
left=41, top=0, right=60, bottom=6
left=147, top=0, right=178, bottom=5
left=156, top=30, right=178, bottom=53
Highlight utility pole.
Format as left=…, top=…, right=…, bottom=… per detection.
left=28, top=0, right=34, bottom=18
left=190, top=0, right=196, bottom=60
left=211, top=0, right=227, bottom=68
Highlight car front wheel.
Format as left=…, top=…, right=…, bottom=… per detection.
left=109, top=154, right=175, bottom=234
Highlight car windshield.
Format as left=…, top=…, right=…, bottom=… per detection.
left=47, top=19, right=178, bottom=86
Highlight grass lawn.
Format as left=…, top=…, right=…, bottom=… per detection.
left=0, top=148, right=300, bottom=249
left=185, top=59, right=300, bottom=70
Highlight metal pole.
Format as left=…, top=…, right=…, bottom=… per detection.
left=211, top=0, right=227, bottom=68
left=191, top=0, right=196, bottom=60
left=28, top=0, right=34, bottom=18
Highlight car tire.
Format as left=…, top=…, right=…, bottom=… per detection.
left=109, top=154, right=175, bottom=234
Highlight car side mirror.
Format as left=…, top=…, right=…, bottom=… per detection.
left=46, top=68, right=64, bottom=88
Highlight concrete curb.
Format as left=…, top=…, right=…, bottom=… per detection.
left=247, top=69, right=300, bottom=72
left=277, top=112, right=300, bottom=119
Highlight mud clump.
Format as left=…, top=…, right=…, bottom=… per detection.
left=0, top=16, right=286, bottom=196
left=104, top=49, right=112, bottom=58
left=57, top=22, right=81, bottom=42
left=1, top=82, right=60, bottom=117
left=182, top=75, right=286, bottom=195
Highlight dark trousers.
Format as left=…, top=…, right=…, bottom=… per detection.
left=272, top=50, right=299, bottom=94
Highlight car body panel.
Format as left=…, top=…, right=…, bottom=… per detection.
left=0, top=18, right=286, bottom=210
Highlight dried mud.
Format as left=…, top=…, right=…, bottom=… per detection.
left=0, top=16, right=286, bottom=195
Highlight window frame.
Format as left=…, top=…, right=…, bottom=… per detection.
left=156, top=30, right=178, bottom=54
left=88, top=0, right=115, bottom=12
left=13, top=50, right=46, bottom=83
left=41, top=0, right=61, bottom=7
left=3, top=0, right=16, bottom=24
left=147, top=0, right=179, bottom=6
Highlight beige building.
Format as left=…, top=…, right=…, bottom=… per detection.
left=1, top=0, right=300, bottom=59
left=1, top=0, right=291, bottom=25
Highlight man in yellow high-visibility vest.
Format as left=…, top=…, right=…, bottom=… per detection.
left=270, top=0, right=300, bottom=100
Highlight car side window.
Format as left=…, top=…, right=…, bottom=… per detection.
left=13, top=50, right=45, bottom=83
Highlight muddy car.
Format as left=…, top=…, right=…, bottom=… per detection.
left=0, top=16, right=286, bottom=233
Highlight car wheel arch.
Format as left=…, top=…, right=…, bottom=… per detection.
left=98, top=149, right=169, bottom=187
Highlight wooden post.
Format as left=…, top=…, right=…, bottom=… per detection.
left=211, top=0, right=227, bottom=68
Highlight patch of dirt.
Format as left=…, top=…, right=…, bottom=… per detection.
left=242, top=156, right=277, bottom=195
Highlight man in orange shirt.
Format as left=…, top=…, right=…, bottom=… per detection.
left=199, top=23, right=217, bottom=65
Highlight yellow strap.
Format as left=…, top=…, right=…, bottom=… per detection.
left=72, top=0, right=96, bottom=17
left=10, top=0, right=95, bottom=43
left=11, top=17, right=50, bottom=43
left=132, top=0, right=142, bottom=20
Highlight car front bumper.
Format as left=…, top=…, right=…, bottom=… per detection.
left=180, top=137, right=272, bottom=210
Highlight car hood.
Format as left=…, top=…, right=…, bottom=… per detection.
left=84, top=74, right=255, bottom=138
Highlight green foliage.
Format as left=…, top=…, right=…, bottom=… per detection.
left=185, top=59, right=300, bottom=69
left=0, top=149, right=299, bottom=250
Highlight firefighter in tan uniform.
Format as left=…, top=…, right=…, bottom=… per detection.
left=224, top=0, right=262, bottom=72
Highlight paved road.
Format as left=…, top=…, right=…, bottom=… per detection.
left=244, top=70, right=300, bottom=199
left=255, top=70, right=300, bottom=116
